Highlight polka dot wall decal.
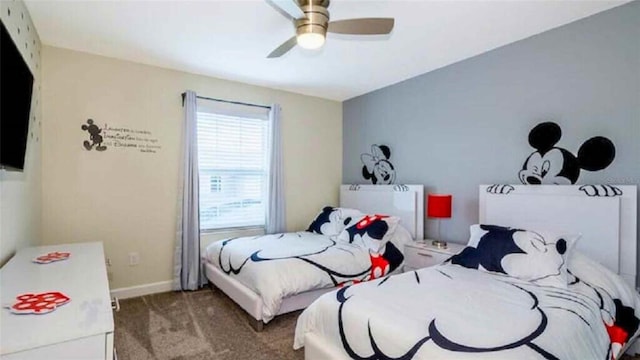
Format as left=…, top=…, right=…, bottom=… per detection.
left=7, top=8, right=10, bottom=16
left=17, top=27, right=20, bottom=34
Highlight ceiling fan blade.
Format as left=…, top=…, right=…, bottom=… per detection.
left=328, top=18, right=395, bottom=35
left=265, top=0, right=306, bottom=20
left=267, top=36, right=298, bottom=58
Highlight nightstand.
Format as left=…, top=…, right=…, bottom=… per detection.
left=403, top=241, right=466, bottom=271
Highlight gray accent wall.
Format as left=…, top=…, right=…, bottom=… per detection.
left=343, top=2, right=640, bottom=253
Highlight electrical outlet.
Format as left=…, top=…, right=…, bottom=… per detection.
left=128, top=252, right=140, bottom=266
left=106, top=258, right=112, bottom=267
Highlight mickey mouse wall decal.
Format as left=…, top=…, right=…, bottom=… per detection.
left=579, top=184, right=623, bottom=197
left=361, top=144, right=396, bottom=185
left=519, top=122, right=615, bottom=185
left=81, top=119, right=107, bottom=151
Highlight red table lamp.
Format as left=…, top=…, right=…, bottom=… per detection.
left=427, top=194, right=452, bottom=248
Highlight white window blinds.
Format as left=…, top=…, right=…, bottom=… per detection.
left=197, top=99, right=270, bottom=230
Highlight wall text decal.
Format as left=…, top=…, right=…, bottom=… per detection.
left=103, top=124, right=162, bottom=153
left=80, top=119, right=162, bottom=154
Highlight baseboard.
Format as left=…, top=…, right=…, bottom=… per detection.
left=110, top=280, right=174, bottom=299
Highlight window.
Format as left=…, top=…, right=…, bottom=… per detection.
left=210, top=175, right=222, bottom=193
left=197, top=100, right=270, bottom=231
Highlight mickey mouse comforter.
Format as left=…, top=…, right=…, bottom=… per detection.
left=294, top=252, right=640, bottom=360
left=204, top=232, right=404, bottom=323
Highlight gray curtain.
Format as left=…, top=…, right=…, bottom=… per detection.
left=265, top=104, right=286, bottom=234
left=173, top=90, right=202, bottom=291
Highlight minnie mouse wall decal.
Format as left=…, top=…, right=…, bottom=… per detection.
left=361, top=144, right=396, bottom=185
left=519, top=122, right=615, bottom=185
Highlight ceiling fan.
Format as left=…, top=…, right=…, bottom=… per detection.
left=266, top=0, right=395, bottom=58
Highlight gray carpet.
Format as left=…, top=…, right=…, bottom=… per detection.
left=114, top=288, right=304, bottom=360
left=115, top=288, right=640, bottom=360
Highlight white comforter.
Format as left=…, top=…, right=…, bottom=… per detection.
left=204, top=232, right=403, bottom=323
left=294, top=252, right=640, bottom=359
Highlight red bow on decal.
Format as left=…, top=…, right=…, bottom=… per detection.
left=7, top=292, right=71, bottom=315
left=33, top=252, right=71, bottom=264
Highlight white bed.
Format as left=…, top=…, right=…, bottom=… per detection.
left=297, top=184, right=639, bottom=359
left=203, top=184, right=424, bottom=330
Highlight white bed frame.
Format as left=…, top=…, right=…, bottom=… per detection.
left=479, top=184, right=637, bottom=287
left=204, top=184, right=424, bottom=330
left=304, top=184, right=638, bottom=359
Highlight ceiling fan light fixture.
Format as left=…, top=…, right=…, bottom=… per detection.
left=266, top=0, right=395, bottom=58
left=297, top=32, right=325, bottom=50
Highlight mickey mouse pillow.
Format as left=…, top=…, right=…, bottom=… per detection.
left=337, top=214, right=401, bottom=252
left=306, top=207, right=364, bottom=236
left=450, top=224, right=580, bottom=288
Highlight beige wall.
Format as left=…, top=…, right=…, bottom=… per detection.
left=0, top=1, right=43, bottom=265
left=41, top=46, right=342, bottom=289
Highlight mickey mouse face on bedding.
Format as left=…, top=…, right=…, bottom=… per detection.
left=307, top=207, right=340, bottom=235
left=307, top=207, right=364, bottom=237
left=450, top=224, right=579, bottom=288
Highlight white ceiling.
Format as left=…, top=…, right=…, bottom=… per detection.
left=25, top=0, right=627, bottom=101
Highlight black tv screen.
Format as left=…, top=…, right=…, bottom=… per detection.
left=1, top=20, right=34, bottom=171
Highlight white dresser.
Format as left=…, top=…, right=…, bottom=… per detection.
left=1, top=242, right=114, bottom=359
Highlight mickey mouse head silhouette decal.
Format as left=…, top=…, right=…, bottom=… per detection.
left=361, top=145, right=396, bottom=185
left=519, top=122, right=615, bottom=185
left=81, top=119, right=107, bottom=151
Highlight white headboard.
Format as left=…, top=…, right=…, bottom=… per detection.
left=479, top=184, right=637, bottom=287
left=340, top=184, right=424, bottom=240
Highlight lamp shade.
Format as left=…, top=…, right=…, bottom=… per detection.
left=427, top=194, right=452, bottom=218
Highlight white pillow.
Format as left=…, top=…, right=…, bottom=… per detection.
left=450, top=224, right=580, bottom=288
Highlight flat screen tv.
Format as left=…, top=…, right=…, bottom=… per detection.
left=1, top=20, right=34, bottom=171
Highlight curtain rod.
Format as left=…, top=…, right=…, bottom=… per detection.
left=181, top=92, right=271, bottom=110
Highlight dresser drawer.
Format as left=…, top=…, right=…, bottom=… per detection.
left=404, top=249, right=450, bottom=270
left=3, top=334, right=108, bottom=360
